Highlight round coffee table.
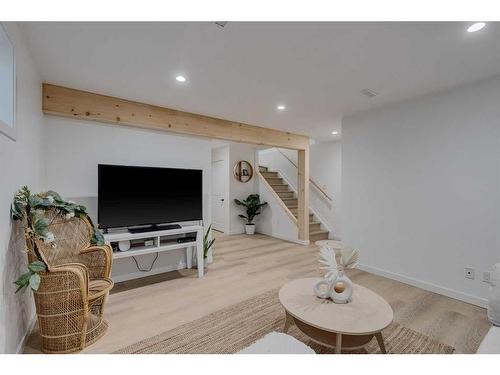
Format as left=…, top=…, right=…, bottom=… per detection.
left=279, top=278, right=393, bottom=353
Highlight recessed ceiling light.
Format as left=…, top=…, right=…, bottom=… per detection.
left=176, top=75, right=187, bottom=82
left=277, top=105, right=286, bottom=111
left=331, top=131, right=338, bottom=135
left=467, top=22, right=486, bottom=33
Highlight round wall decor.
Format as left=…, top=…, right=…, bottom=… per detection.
left=233, top=160, right=254, bottom=183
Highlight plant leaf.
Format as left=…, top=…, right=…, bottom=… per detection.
left=29, top=273, right=41, bottom=291
left=91, top=225, right=105, bottom=246
left=28, top=260, right=46, bottom=273
left=10, top=201, right=24, bottom=220
left=233, top=199, right=244, bottom=206
left=14, top=272, right=32, bottom=293
left=45, top=190, right=63, bottom=202
left=28, top=195, right=44, bottom=208
left=203, top=225, right=215, bottom=257
left=32, top=213, right=49, bottom=237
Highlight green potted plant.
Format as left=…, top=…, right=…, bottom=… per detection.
left=203, top=224, right=215, bottom=269
left=234, top=194, right=268, bottom=235
left=11, top=186, right=104, bottom=292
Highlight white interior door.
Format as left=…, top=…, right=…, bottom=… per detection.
left=211, top=159, right=227, bottom=232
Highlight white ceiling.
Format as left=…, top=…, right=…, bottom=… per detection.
left=20, top=22, right=500, bottom=140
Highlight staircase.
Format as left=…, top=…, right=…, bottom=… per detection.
left=259, top=166, right=329, bottom=242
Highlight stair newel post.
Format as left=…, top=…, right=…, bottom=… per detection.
left=298, top=146, right=310, bottom=243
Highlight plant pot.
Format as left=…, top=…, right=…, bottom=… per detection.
left=245, top=224, right=255, bottom=235
left=197, top=258, right=209, bottom=272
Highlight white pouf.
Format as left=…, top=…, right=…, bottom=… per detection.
left=238, top=332, right=315, bottom=354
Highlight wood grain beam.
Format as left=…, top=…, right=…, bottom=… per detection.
left=42, top=84, right=309, bottom=150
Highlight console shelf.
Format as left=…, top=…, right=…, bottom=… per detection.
left=113, top=241, right=197, bottom=259
left=104, top=224, right=204, bottom=278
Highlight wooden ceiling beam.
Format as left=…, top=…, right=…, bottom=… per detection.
left=42, top=83, right=309, bottom=150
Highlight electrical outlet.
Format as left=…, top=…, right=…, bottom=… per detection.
left=482, top=271, right=491, bottom=284
left=465, top=268, right=475, bottom=280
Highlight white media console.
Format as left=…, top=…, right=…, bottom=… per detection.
left=103, top=224, right=205, bottom=279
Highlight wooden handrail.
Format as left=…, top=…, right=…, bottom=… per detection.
left=275, top=149, right=333, bottom=202
left=256, top=170, right=298, bottom=227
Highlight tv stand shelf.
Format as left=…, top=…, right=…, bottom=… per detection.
left=103, top=224, right=204, bottom=278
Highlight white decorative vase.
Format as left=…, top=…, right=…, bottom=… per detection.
left=245, top=224, right=255, bottom=235
left=329, top=270, right=353, bottom=304
left=314, top=270, right=353, bottom=304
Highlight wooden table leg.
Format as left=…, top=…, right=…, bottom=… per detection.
left=375, top=332, right=387, bottom=354
left=335, top=333, right=342, bottom=354
left=283, top=312, right=293, bottom=333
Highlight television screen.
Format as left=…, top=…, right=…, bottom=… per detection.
left=98, top=164, right=202, bottom=229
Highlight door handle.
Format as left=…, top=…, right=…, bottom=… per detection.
left=220, top=199, right=225, bottom=202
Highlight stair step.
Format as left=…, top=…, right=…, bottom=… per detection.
left=265, top=176, right=283, bottom=184
left=309, top=222, right=321, bottom=232
left=259, top=166, right=268, bottom=172
left=261, top=171, right=278, bottom=178
left=309, top=230, right=329, bottom=242
left=282, top=198, right=298, bottom=206
left=270, top=184, right=289, bottom=192
left=277, top=191, right=294, bottom=199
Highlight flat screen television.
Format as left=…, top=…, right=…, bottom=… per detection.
left=98, top=164, right=202, bottom=229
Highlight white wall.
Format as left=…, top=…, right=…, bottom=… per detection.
left=342, top=77, right=500, bottom=307
left=43, top=117, right=212, bottom=281
left=0, top=23, right=44, bottom=353
left=256, top=181, right=300, bottom=243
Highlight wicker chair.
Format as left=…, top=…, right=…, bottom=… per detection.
left=28, top=210, right=114, bottom=353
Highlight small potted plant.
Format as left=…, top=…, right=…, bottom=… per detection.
left=203, top=224, right=215, bottom=269
left=234, top=194, right=268, bottom=235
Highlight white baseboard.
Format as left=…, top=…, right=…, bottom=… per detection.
left=16, top=313, right=37, bottom=354
left=357, top=263, right=488, bottom=308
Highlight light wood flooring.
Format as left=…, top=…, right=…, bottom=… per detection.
left=25, top=232, right=489, bottom=353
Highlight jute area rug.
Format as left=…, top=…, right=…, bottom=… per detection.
left=115, top=289, right=455, bottom=354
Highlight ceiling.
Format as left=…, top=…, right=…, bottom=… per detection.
left=20, top=22, right=500, bottom=140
